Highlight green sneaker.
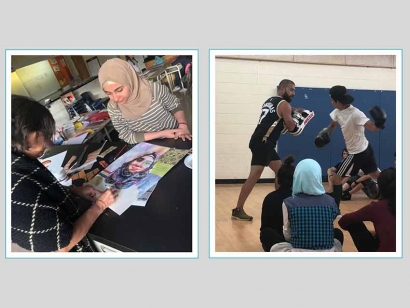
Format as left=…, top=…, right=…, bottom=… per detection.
left=231, top=208, right=253, bottom=221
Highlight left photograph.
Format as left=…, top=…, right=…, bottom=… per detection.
left=6, top=50, right=198, bottom=258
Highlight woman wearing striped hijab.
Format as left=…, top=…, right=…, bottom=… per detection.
left=98, top=58, right=191, bottom=144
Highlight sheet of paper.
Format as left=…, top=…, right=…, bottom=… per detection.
left=132, top=184, right=157, bottom=207
left=38, top=151, right=67, bottom=172
left=68, top=160, right=96, bottom=174
left=62, top=133, right=88, bottom=145
left=150, top=148, right=190, bottom=176
left=67, top=144, right=104, bottom=174
left=87, top=142, right=171, bottom=215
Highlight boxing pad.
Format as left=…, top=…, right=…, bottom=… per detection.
left=288, top=109, right=315, bottom=136
left=315, top=127, right=331, bottom=148
left=369, top=105, right=386, bottom=129
left=282, top=109, right=303, bottom=134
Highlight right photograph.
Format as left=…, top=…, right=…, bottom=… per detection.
left=210, top=50, right=402, bottom=257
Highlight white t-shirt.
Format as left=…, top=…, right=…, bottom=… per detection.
left=330, top=105, right=369, bottom=154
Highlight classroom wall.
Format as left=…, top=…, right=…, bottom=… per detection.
left=72, top=78, right=106, bottom=101
left=215, top=57, right=397, bottom=180
left=11, top=72, right=29, bottom=96
left=12, top=60, right=61, bottom=101
left=11, top=55, right=55, bottom=71
left=48, top=78, right=108, bottom=128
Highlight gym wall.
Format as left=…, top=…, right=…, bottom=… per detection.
left=215, top=57, right=397, bottom=180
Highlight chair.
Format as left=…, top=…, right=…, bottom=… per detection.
left=156, top=63, right=185, bottom=93
left=65, top=105, right=78, bottom=119
left=81, top=92, right=105, bottom=110
left=72, top=98, right=92, bottom=115
left=157, top=71, right=173, bottom=92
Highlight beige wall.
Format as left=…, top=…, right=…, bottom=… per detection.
left=216, top=55, right=396, bottom=68
left=12, top=60, right=61, bottom=101
left=11, top=55, right=56, bottom=71
left=215, top=57, right=397, bottom=180
left=11, top=72, right=29, bottom=96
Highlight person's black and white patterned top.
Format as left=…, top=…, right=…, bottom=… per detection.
left=108, top=81, right=183, bottom=144
left=11, top=152, right=94, bottom=252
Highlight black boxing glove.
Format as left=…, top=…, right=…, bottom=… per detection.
left=315, top=127, right=331, bottom=148
left=369, top=106, right=387, bottom=129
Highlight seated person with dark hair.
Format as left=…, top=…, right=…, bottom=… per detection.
left=327, top=148, right=350, bottom=194
left=11, top=95, right=118, bottom=252
left=260, top=155, right=295, bottom=252
left=338, top=168, right=396, bottom=252
left=341, top=169, right=379, bottom=201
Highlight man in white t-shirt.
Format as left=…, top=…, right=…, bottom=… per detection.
left=314, top=85, right=386, bottom=207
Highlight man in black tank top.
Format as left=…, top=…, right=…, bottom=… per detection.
left=232, top=79, right=302, bottom=221
left=249, top=96, right=286, bottom=147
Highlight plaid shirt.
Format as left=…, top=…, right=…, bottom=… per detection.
left=11, top=152, right=94, bottom=252
left=284, top=194, right=340, bottom=250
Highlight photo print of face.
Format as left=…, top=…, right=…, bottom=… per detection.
left=105, top=152, right=157, bottom=189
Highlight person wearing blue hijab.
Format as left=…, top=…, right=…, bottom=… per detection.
left=270, top=158, right=344, bottom=252
left=292, top=159, right=326, bottom=197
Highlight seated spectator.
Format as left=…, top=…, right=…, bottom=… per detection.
left=260, top=155, right=295, bottom=252
left=341, top=170, right=379, bottom=201
left=338, top=168, right=396, bottom=252
left=270, top=158, right=344, bottom=252
left=327, top=148, right=350, bottom=194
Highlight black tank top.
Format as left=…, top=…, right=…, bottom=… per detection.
left=249, top=96, right=285, bottom=147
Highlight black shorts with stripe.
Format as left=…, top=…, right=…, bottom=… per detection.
left=249, top=142, right=280, bottom=166
left=336, top=144, right=378, bottom=177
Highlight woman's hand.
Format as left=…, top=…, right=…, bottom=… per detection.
left=161, top=129, right=179, bottom=139
left=70, top=185, right=103, bottom=202
left=175, top=125, right=192, bottom=141
left=95, top=188, right=118, bottom=212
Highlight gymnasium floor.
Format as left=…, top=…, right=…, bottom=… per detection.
left=215, top=183, right=374, bottom=252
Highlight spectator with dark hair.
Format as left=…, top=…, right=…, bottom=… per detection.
left=11, top=95, right=118, bottom=252
left=338, top=168, right=396, bottom=252
left=341, top=170, right=379, bottom=201
left=327, top=148, right=350, bottom=194
left=260, top=155, right=296, bottom=251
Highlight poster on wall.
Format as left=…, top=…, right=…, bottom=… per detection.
left=48, top=56, right=72, bottom=87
